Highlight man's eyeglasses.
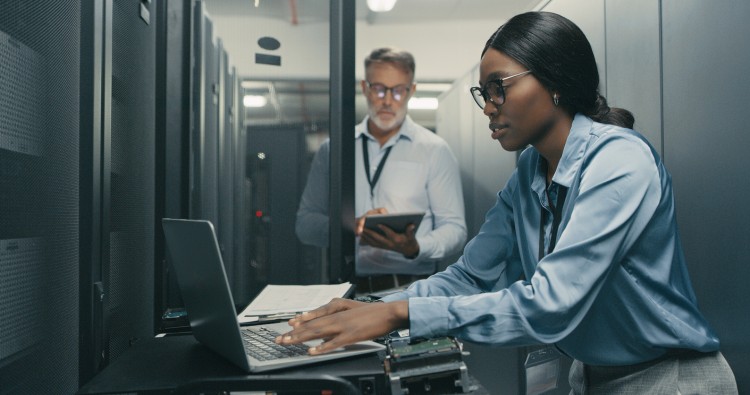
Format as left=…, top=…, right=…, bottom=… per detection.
left=469, top=70, right=532, bottom=109
left=366, top=82, right=411, bottom=102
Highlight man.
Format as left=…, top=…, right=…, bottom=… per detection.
left=295, top=47, right=466, bottom=294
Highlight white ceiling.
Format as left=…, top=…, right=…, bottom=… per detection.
left=202, top=0, right=546, bottom=130
left=204, top=0, right=544, bottom=24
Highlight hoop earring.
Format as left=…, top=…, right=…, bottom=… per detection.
left=553, top=94, right=559, bottom=106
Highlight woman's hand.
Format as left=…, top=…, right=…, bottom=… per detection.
left=275, top=298, right=409, bottom=355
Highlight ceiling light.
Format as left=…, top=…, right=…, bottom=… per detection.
left=408, top=97, right=438, bottom=110
left=367, top=0, right=397, bottom=12
left=243, top=95, right=268, bottom=108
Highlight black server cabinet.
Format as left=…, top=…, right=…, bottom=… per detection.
left=191, top=0, right=220, bottom=229
left=156, top=0, right=250, bottom=318
left=0, top=1, right=81, bottom=393
left=247, top=125, right=316, bottom=288
left=155, top=0, right=193, bottom=327
left=232, top=70, right=251, bottom=306
left=217, top=42, right=236, bottom=301
left=105, top=0, right=157, bottom=364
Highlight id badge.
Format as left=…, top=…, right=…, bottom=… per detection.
left=524, top=346, right=561, bottom=395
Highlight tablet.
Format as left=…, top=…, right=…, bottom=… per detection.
left=363, top=212, right=425, bottom=236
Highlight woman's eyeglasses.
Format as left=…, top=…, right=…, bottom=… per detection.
left=366, top=82, right=411, bottom=102
left=469, top=70, right=532, bottom=109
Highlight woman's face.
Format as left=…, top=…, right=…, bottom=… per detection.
left=478, top=48, right=561, bottom=152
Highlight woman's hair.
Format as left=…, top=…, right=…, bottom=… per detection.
left=365, top=47, right=416, bottom=81
left=483, top=12, right=634, bottom=129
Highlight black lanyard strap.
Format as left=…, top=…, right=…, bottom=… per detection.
left=361, top=136, right=393, bottom=198
left=538, top=184, right=568, bottom=260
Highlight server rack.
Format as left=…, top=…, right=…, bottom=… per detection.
left=232, top=68, right=251, bottom=306
left=191, top=0, right=220, bottom=229
left=1, top=1, right=82, bottom=392
left=217, top=41, right=237, bottom=302
left=105, top=0, right=157, bottom=365
left=155, top=0, right=193, bottom=329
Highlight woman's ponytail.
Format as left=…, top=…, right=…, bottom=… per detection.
left=587, top=94, right=635, bottom=129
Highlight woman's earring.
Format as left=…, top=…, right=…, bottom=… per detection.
left=553, top=94, right=559, bottom=106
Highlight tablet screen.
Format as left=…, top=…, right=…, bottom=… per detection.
left=363, top=212, right=425, bottom=235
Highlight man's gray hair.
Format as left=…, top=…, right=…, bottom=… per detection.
left=364, top=47, right=415, bottom=79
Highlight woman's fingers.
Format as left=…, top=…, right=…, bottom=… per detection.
left=277, top=313, right=344, bottom=345
left=277, top=298, right=368, bottom=343
left=289, top=298, right=359, bottom=324
left=276, top=301, right=409, bottom=354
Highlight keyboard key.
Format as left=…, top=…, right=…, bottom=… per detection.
left=241, top=327, right=310, bottom=361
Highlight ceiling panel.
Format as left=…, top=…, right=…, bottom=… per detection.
left=205, top=0, right=545, bottom=25
left=210, top=0, right=546, bottom=130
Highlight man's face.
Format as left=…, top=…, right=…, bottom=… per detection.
left=362, top=62, right=415, bottom=135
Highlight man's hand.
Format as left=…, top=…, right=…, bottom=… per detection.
left=356, top=208, right=421, bottom=258
left=274, top=298, right=409, bottom=355
left=355, top=208, right=388, bottom=236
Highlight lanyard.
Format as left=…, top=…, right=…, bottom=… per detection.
left=361, top=136, right=393, bottom=198
left=538, top=184, right=568, bottom=260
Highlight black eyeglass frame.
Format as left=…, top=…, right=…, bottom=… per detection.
left=469, top=70, right=532, bottom=109
left=365, top=81, right=412, bottom=102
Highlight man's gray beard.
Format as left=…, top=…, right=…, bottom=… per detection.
left=369, top=111, right=404, bottom=132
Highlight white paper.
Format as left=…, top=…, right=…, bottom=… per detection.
left=238, top=283, right=352, bottom=320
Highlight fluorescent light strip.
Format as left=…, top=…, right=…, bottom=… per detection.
left=243, top=95, right=268, bottom=108
left=408, top=97, right=438, bottom=110
left=367, top=0, right=397, bottom=12
left=416, top=82, right=452, bottom=92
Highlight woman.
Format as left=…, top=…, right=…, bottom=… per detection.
left=276, top=11, right=737, bottom=393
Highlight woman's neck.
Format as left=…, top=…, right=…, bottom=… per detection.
left=537, top=115, right=573, bottom=184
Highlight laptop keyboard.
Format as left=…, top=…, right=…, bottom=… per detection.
left=241, top=326, right=310, bottom=361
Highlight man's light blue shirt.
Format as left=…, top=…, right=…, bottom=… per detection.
left=296, top=115, right=467, bottom=275
left=383, top=114, right=720, bottom=366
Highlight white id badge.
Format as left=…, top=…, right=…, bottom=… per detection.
left=524, top=346, right=561, bottom=395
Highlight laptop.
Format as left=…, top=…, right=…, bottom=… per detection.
left=161, top=218, right=385, bottom=373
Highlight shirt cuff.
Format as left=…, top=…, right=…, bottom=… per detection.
left=411, top=236, right=432, bottom=261
left=407, top=296, right=451, bottom=339
left=380, top=292, right=409, bottom=303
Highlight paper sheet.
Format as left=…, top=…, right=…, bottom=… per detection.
left=238, top=283, right=352, bottom=323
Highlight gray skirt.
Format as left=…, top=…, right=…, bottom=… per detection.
left=568, top=350, right=738, bottom=394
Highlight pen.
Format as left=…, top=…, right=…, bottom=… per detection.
left=245, top=312, right=302, bottom=320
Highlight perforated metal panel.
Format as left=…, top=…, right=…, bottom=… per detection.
left=106, top=0, right=156, bottom=360
left=232, top=69, right=251, bottom=306
left=217, top=45, right=236, bottom=301
left=200, top=13, right=220, bottom=227
left=0, top=1, right=80, bottom=393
